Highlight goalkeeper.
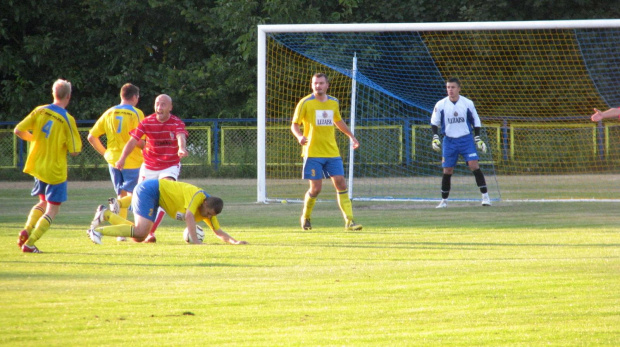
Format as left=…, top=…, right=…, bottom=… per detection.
left=430, top=77, right=491, bottom=208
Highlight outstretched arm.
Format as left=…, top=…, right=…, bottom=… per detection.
left=591, top=108, right=620, bottom=122
left=213, top=228, right=247, bottom=245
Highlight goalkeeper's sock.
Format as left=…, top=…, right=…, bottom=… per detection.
left=24, top=205, right=45, bottom=234
left=336, top=189, right=354, bottom=221
left=302, top=192, right=317, bottom=219
left=441, top=174, right=452, bottom=199
left=473, top=169, right=488, bottom=194
left=97, top=225, right=134, bottom=238
left=25, top=214, right=52, bottom=246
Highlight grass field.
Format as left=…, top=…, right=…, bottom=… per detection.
left=0, top=178, right=618, bottom=346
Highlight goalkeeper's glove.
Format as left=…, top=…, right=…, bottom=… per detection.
left=432, top=134, right=441, bottom=152
left=474, top=136, right=487, bottom=153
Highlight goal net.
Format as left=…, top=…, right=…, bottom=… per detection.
left=257, top=20, right=620, bottom=203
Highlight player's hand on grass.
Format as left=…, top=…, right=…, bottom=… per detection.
left=431, top=135, right=441, bottom=152
left=474, top=136, right=487, bottom=153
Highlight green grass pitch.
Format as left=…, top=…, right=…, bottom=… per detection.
left=0, top=179, right=618, bottom=346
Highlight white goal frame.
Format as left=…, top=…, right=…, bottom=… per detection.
left=257, top=19, right=620, bottom=203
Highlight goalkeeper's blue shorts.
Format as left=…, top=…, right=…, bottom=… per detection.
left=302, top=157, right=344, bottom=179
left=442, top=135, right=479, bottom=168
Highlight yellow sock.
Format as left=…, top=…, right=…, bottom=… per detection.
left=24, top=206, right=45, bottom=233
left=302, top=192, right=317, bottom=219
left=119, top=196, right=132, bottom=219
left=97, top=225, right=134, bottom=238
left=337, top=189, right=354, bottom=222
left=105, top=210, right=133, bottom=226
left=25, top=214, right=52, bottom=246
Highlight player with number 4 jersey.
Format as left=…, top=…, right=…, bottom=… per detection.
left=14, top=79, right=82, bottom=253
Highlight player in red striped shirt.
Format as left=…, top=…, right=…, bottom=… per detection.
left=114, top=94, right=188, bottom=242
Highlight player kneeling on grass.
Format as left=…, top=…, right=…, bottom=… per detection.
left=86, top=179, right=247, bottom=245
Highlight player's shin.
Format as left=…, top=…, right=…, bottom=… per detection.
left=336, top=189, right=354, bottom=221
left=149, top=207, right=165, bottom=235
left=441, top=174, right=452, bottom=199
left=24, top=205, right=45, bottom=233
left=98, top=225, right=134, bottom=238
left=107, top=211, right=134, bottom=226
left=473, top=169, right=488, bottom=193
left=25, top=214, right=52, bottom=246
left=302, top=192, right=317, bottom=219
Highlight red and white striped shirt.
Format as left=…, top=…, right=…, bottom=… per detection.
left=130, top=114, right=188, bottom=170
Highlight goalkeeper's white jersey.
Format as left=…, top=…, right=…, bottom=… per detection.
left=430, top=95, right=481, bottom=138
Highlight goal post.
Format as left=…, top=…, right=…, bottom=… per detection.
left=257, top=20, right=620, bottom=203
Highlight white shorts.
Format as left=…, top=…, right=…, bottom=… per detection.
left=138, top=163, right=181, bottom=183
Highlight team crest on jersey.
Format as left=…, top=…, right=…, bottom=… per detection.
left=453, top=111, right=458, bottom=117
left=315, top=110, right=334, bottom=126
left=169, top=131, right=174, bottom=139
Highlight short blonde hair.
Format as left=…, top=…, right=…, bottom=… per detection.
left=52, top=79, right=72, bottom=100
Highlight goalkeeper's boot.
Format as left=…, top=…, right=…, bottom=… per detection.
left=346, top=219, right=363, bottom=231
left=90, top=205, right=107, bottom=229
left=108, top=197, right=120, bottom=215
left=17, top=229, right=29, bottom=248
left=143, top=233, right=157, bottom=243
left=87, top=228, right=103, bottom=245
left=22, top=244, right=41, bottom=253
left=481, top=193, right=492, bottom=206
left=301, top=216, right=312, bottom=230
left=436, top=199, right=448, bottom=208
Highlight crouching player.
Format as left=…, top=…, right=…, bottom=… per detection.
left=86, top=179, right=247, bottom=245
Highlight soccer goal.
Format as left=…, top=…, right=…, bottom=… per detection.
left=257, top=20, right=620, bottom=203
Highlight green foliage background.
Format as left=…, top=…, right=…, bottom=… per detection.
left=1, top=0, right=619, bottom=122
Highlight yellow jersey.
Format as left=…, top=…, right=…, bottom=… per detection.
left=292, top=94, right=342, bottom=158
left=90, top=104, right=144, bottom=169
left=16, top=104, right=82, bottom=184
left=158, top=180, right=221, bottom=231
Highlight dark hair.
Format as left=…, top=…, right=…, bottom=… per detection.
left=447, top=77, right=460, bottom=87
left=205, top=196, right=224, bottom=215
left=313, top=73, right=329, bottom=83
left=121, top=83, right=140, bottom=100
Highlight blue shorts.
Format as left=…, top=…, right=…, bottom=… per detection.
left=302, top=157, right=345, bottom=180
left=442, top=135, right=480, bottom=168
left=131, top=179, right=160, bottom=222
left=31, top=179, right=67, bottom=203
left=108, top=165, right=140, bottom=195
